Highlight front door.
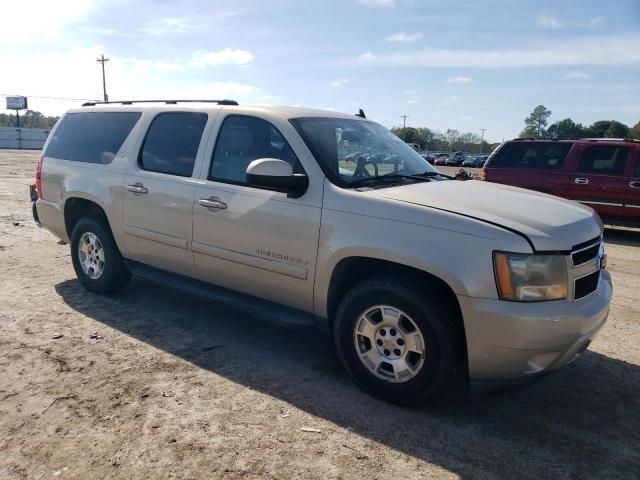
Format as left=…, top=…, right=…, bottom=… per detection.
left=122, top=111, right=210, bottom=276
left=191, top=114, right=322, bottom=312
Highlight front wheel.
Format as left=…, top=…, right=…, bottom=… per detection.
left=334, top=276, right=465, bottom=405
left=70, top=216, right=131, bottom=294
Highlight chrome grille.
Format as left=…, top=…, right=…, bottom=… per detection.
left=570, top=235, right=602, bottom=300
left=571, top=236, right=601, bottom=267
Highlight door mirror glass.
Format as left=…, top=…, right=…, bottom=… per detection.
left=246, top=158, right=308, bottom=197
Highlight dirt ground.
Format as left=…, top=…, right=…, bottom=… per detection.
left=1, top=149, right=638, bottom=479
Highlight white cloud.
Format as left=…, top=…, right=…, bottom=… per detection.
left=536, top=15, right=562, bottom=29
left=356, top=0, right=394, bottom=7
left=565, top=71, right=590, bottom=81
left=139, top=17, right=199, bottom=36
left=359, top=52, right=377, bottom=61
left=190, top=48, right=255, bottom=67
left=447, top=75, right=473, bottom=84
left=386, top=32, right=422, bottom=43
left=406, top=99, right=419, bottom=105
left=580, top=16, right=604, bottom=28
left=0, top=46, right=268, bottom=115
left=327, top=78, right=350, bottom=87
left=462, top=115, right=475, bottom=121
left=405, top=89, right=418, bottom=95
left=0, top=0, right=94, bottom=45
left=354, top=35, right=640, bottom=67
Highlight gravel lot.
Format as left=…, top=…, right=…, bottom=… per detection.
left=1, top=150, right=638, bottom=479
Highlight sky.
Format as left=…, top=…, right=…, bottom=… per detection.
left=1, top=0, right=639, bottom=142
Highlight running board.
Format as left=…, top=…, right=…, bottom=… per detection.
left=124, top=260, right=325, bottom=332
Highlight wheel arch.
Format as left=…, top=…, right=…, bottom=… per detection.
left=63, top=195, right=113, bottom=241
left=325, top=257, right=467, bottom=352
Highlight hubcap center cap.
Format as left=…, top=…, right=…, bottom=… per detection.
left=374, top=327, right=405, bottom=359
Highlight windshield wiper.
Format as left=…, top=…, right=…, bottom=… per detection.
left=349, top=173, right=432, bottom=187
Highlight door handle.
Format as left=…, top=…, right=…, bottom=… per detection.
left=199, top=197, right=227, bottom=210
left=630, top=181, right=640, bottom=189
left=574, top=178, right=589, bottom=185
left=127, top=182, right=148, bottom=194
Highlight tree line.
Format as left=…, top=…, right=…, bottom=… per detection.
left=390, top=127, right=499, bottom=154
left=0, top=110, right=59, bottom=130
left=520, top=105, right=640, bottom=140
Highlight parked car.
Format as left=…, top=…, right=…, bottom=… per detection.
left=463, top=155, right=488, bottom=168
left=33, top=101, right=611, bottom=404
left=421, top=154, right=435, bottom=165
left=434, top=154, right=449, bottom=166
left=481, top=138, right=640, bottom=226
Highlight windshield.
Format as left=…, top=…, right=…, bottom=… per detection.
left=290, top=117, right=439, bottom=187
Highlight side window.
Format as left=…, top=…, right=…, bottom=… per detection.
left=139, top=112, right=208, bottom=177
left=578, top=146, right=629, bottom=175
left=210, top=115, right=300, bottom=185
left=45, top=112, right=141, bottom=164
left=490, top=142, right=570, bottom=169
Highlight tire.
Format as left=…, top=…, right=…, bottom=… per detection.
left=70, top=216, right=131, bottom=294
left=333, top=276, right=465, bottom=405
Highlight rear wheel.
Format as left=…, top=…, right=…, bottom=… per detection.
left=334, top=276, right=465, bottom=404
left=70, top=216, right=131, bottom=293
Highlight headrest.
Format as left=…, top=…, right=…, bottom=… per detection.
left=222, top=127, right=253, bottom=153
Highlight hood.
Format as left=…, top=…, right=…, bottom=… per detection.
left=370, top=180, right=602, bottom=251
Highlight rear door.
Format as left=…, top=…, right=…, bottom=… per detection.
left=624, top=148, right=640, bottom=222
left=567, top=144, right=630, bottom=220
left=122, top=111, right=211, bottom=276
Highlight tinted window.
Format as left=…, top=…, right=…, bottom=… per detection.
left=45, top=112, right=141, bottom=164
left=139, top=112, right=207, bottom=177
left=489, top=142, right=571, bottom=169
left=210, top=115, right=300, bottom=184
left=578, top=146, right=629, bottom=175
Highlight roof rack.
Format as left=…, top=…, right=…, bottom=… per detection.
left=579, top=137, right=639, bottom=143
left=81, top=99, right=239, bottom=107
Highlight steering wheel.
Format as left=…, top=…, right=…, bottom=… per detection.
left=353, top=155, right=379, bottom=178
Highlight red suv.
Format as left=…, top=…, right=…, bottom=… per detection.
left=481, top=139, right=640, bottom=225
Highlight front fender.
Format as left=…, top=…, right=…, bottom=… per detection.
left=313, top=208, right=518, bottom=318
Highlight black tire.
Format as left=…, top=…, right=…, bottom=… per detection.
left=333, top=276, right=465, bottom=405
left=70, top=216, right=131, bottom=294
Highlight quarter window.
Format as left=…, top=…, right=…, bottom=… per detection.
left=45, top=112, right=141, bottom=164
left=210, top=115, right=300, bottom=185
left=578, top=146, right=628, bottom=175
left=139, top=112, right=208, bottom=177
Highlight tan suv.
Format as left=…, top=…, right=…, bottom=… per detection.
left=34, top=100, right=612, bottom=404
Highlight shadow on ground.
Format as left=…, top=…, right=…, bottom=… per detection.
left=604, top=226, right=640, bottom=248
left=55, top=278, right=640, bottom=479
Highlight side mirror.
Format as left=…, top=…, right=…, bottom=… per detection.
left=246, top=158, right=308, bottom=198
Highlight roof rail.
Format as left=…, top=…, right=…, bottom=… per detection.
left=81, top=99, right=239, bottom=107
left=579, top=137, right=639, bottom=143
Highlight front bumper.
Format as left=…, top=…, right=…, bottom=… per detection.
left=458, top=269, right=612, bottom=380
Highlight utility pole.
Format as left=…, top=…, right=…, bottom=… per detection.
left=96, top=54, right=110, bottom=101
left=480, top=128, right=486, bottom=153
left=401, top=114, right=409, bottom=129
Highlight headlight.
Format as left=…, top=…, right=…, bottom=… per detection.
left=493, top=252, right=568, bottom=301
